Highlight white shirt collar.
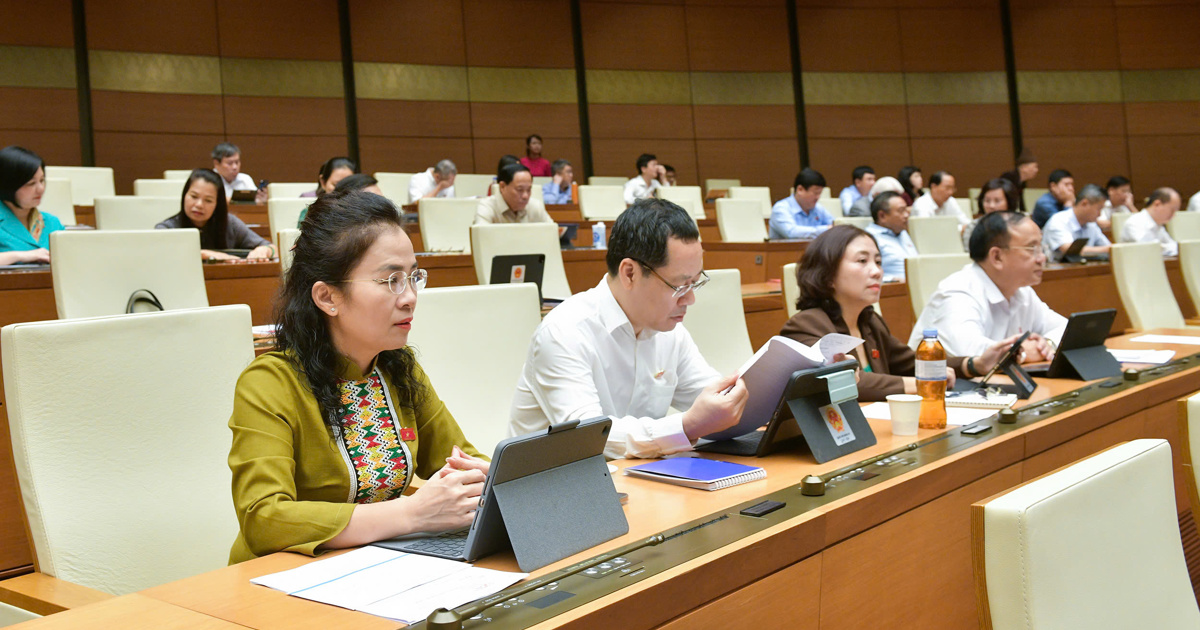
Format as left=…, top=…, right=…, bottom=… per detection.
left=595, top=277, right=638, bottom=336
left=970, top=262, right=1009, bottom=306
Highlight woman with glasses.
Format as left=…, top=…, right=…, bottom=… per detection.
left=779, top=225, right=1015, bottom=401
left=228, top=190, right=488, bottom=563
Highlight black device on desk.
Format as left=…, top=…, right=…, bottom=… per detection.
left=1025, top=308, right=1120, bottom=380
left=558, top=223, right=578, bottom=249
left=373, top=417, right=627, bottom=572
left=1058, top=237, right=1110, bottom=263
left=953, top=330, right=1037, bottom=399
left=489, top=254, right=546, bottom=302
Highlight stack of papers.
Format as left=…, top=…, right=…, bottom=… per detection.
left=251, top=547, right=526, bottom=623
left=1108, top=348, right=1176, bottom=364
left=861, top=402, right=997, bottom=426
left=1128, top=334, right=1200, bottom=346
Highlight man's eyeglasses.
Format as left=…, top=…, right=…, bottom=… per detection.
left=1003, top=245, right=1042, bottom=256
left=634, top=261, right=709, bottom=298
left=340, top=269, right=429, bottom=295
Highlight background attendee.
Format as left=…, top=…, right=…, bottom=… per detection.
left=228, top=190, right=487, bottom=562
left=298, top=174, right=383, bottom=226
left=409, top=160, right=456, bottom=203
left=508, top=199, right=748, bottom=459
left=910, top=212, right=1065, bottom=360
left=475, top=163, right=552, bottom=225
left=301, top=157, right=357, bottom=198
left=156, top=169, right=275, bottom=261
left=1042, top=184, right=1110, bottom=258
left=911, top=170, right=967, bottom=225
left=1032, top=168, right=1074, bottom=228
left=779, top=225, right=1013, bottom=401
left=848, top=176, right=903, bottom=217
left=624, top=153, right=669, bottom=204
left=897, top=166, right=923, bottom=205
left=0, top=145, right=62, bottom=265
left=839, top=165, right=876, bottom=215
left=962, top=178, right=1019, bottom=251
left=519, top=135, right=551, bottom=177
left=662, top=164, right=677, bottom=186
left=543, top=159, right=574, bottom=204
left=769, top=168, right=833, bottom=239
left=1101, top=175, right=1136, bottom=230
left=865, top=191, right=916, bottom=281
left=1119, top=187, right=1180, bottom=257
left=212, top=142, right=266, bottom=205
left=1000, top=148, right=1038, bottom=213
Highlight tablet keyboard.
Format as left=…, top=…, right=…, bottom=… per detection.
left=401, top=529, right=469, bottom=558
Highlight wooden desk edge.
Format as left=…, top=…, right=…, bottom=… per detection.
left=0, top=573, right=113, bottom=616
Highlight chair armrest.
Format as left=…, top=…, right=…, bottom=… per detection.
left=0, top=573, right=112, bottom=615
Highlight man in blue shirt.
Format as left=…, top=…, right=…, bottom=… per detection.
left=769, top=168, right=833, bottom=239
left=865, top=191, right=917, bottom=281
left=1032, top=168, right=1074, bottom=228
left=543, top=159, right=574, bottom=205
left=838, top=165, right=875, bottom=215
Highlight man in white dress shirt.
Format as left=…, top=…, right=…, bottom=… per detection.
left=508, top=199, right=749, bottom=459
left=408, top=159, right=457, bottom=203
left=911, top=211, right=1066, bottom=362
left=1042, top=184, right=1111, bottom=258
left=623, top=153, right=670, bottom=205
left=1119, top=188, right=1180, bottom=256
left=910, top=171, right=968, bottom=225
left=211, top=142, right=266, bottom=205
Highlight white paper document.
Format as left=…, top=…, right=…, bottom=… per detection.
left=861, top=402, right=998, bottom=426
left=1129, top=334, right=1200, bottom=346
left=250, top=547, right=527, bottom=624
left=1108, top=348, right=1176, bottom=364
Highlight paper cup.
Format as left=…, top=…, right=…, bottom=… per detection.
left=887, top=394, right=923, bottom=436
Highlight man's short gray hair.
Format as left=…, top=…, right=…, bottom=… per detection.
left=1076, top=183, right=1106, bottom=205
left=434, top=159, right=457, bottom=177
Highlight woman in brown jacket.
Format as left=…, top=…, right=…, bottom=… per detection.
left=779, top=225, right=1016, bottom=401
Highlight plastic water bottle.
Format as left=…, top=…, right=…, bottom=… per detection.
left=915, top=328, right=947, bottom=430
left=593, top=221, right=606, bottom=249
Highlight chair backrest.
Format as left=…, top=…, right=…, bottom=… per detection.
left=418, top=198, right=477, bottom=253
left=588, top=176, right=627, bottom=187
left=0, top=601, right=38, bottom=625
left=406, top=283, right=541, bottom=455
left=906, top=254, right=970, bottom=318
left=470, top=223, right=572, bottom=300
left=705, top=178, right=741, bottom=196
left=50, top=229, right=208, bottom=318
left=163, top=169, right=194, bottom=180
left=1178, top=240, right=1200, bottom=315
left=682, top=268, right=754, bottom=376
left=44, top=166, right=114, bottom=205
left=820, top=187, right=832, bottom=199
left=659, top=186, right=706, bottom=219
left=277, top=228, right=300, bottom=274
left=728, top=186, right=773, bottom=219
left=1111, top=211, right=1132, bottom=242
left=1111, top=241, right=1185, bottom=330
left=715, top=198, right=767, bottom=243
left=40, top=177, right=75, bottom=225
left=532, top=176, right=552, bottom=187
left=133, top=178, right=186, bottom=197
left=578, top=185, right=627, bottom=221
left=833, top=216, right=871, bottom=229
left=93, top=196, right=178, bottom=231
left=1023, top=187, right=1048, bottom=212
left=1168, top=211, right=1200, bottom=241
left=1, top=305, right=253, bottom=594
left=267, top=182, right=314, bottom=198
left=373, top=172, right=414, bottom=205
left=973, top=439, right=1200, bottom=630
left=452, top=174, right=494, bottom=199
left=967, top=187, right=981, bottom=214
left=818, top=197, right=844, bottom=218
left=1183, top=392, right=1200, bottom=528
left=267, top=198, right=309, bottom=242
left=908, top=216, right=965, bottom=254
left=952, top=198, right=972, bottom=217
left=782, top=262, right=800, bottom=317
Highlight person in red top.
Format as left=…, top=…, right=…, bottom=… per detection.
left=519, top=134, right=552, bottom=177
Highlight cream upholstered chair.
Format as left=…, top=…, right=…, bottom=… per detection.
left=277, top=228, right=300, bottom=274
left=1178, top=240, right=1200, bottom=314
left=715, top=198, right=767, bottom=243
left=833, top=216, right=870, bottom=229
left=1, top=305, right=253, bottom=598
left=782, top=262, right=800, bottom=317
left=588, top=176, right=627, bottom=187
left=93, top=196, right=177, bottom=230
left=373, top=172, right=414, bottom=205
left=418, top=197, right=477, bottom=253
left=470, top=223, right=572, bottom=300
left=49, top=229, right=208, bottom=318
left=1111, top=242, right=1186, bottom=330
left=659, top=186, right=706, bottom=219
left=0, top=602, right=38, bottom=626
left=40, top=177, right=75, bottom=225
left=906, top=254, right=970, bottom=319
left=682, top=268, right=754, bottom=376
left=406, top=283, right=540, bottom=454
left=1168, top=211, right=1200, bottom=242
left=819, top=197, right=844, bottom=218
left=728, top=186, right=773, bottom=219
left=908, top=216, right=964, bottom=254
left=1111, top=211, right=1132, bottom=242
left=705, top=178, right=741, bottom=196
left=163, top=169, right=193, bottom=180
left=532, top=175, right=552, bottom=187
left=967, top=187, right=981, bottom=214
left=451, top=174, right=494, bottom=199
left=578, top=185, right=626, bottom=221
left=1182, top=392, right=1200, bottom=522
left=820, top=187, right=832, bottom=200
left=952, top=198, right=972, bottom=217
left=133, top=178, right=185, bottom=197
left=1023, top=187, right=1048, bottom=213
left=268, top=198, right=309, bottom=242
left=267, top=182, right=314, bottom=198
left=43, top=166, right=114, bottom=205
left=973, top=439, right=1200, bottom=630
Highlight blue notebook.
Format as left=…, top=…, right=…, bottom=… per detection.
left=624, top=458, right=766, bottom=491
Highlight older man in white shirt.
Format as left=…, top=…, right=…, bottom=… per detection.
left=911, top=211, right=1066, bottom=362
left=1119, top=187, right=1181, bottom=256
left=623, top=153, right=670, bottom=205
left=1042, top=184, right=1111, bottom=259
left=911, top=170, right=968, bottom=225
left=508, top=199, right=748, bottom=459
left=408, top=159, right=457, bottom=203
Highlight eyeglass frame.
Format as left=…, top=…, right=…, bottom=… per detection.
left=1002, top=244, right=1043, bottom=256
left=631, top=259, right=709, bottom=298
left=335, top=268, right=429, bottom=296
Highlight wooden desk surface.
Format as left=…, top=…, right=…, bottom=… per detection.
left=12, top=593, right=245, bottom=629
left=134, top=330, right=1200, bottom=630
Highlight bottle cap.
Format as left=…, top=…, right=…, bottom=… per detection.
left=923, top=328, right=938, bottom=338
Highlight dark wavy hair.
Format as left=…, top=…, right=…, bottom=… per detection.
left=315, top=156, right=357, bottom=196
left=976, top=177, right=1018, bottom=218
left=796, top=224, right=877, bottom=318
left=0, top=146, right=45, bottom=208
left=274, top=190, right=424, bottom=433
left=169, top=169, right=230, bottom=249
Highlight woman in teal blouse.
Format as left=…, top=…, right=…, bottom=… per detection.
left=0, top=146, right=65, bottom=265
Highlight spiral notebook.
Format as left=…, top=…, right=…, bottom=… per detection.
left=624, top=458, right=766, bottom=491
left=945, top=390, right=1017, bottom=409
